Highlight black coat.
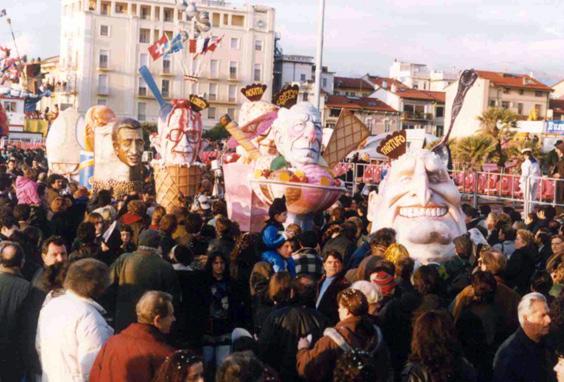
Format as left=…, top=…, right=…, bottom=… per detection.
left=258, top=304, right=328, bottom=381
left=315, top=273, right=350, bottom=326
left=493, top=328, right=556, bottom=382
left=172, top=267, right=208, bottom=348
left=504, top=245, right=537, bottom=295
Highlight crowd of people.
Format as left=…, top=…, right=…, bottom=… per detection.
left=0, top=145, right=563, bottom=382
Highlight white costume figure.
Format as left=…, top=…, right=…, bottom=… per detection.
left=368, top=149, right=467, bottom=264
left=520, top=149, right=542, bottom=201
left=271, top=102, right=323, bottom=168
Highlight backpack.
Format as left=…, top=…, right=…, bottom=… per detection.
left=324, top=325, right=381, bottom=374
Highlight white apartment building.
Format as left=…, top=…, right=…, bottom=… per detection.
left=389, top=60, right=457, bottom=91
left=56, top=0, right=275, bottom=128
left=273, top=54, right=334, bottom=101
left=446, top=70, right=552, bottom=138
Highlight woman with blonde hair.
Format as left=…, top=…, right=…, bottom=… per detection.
left=383, top=243, right=409, bottom=266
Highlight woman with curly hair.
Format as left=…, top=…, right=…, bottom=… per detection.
left=403, top=310, right=476, bottom=382
left=153, top=350, right=204, bottom=382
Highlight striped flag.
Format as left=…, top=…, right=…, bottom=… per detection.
left=207, top=35, right=223, bottom=52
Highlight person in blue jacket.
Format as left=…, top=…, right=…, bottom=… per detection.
left=261, top=197, right=296, bottom=277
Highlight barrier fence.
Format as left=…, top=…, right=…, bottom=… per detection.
left=334, top=162, right=564, bottom=214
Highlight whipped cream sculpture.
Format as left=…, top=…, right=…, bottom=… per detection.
left=45, top=108, right=83, bottom=176
left=367, top=149, right=466, bottom=265
left=221, top=84, right=344, bottom=229
left=151, top=95, right=209, bottom=211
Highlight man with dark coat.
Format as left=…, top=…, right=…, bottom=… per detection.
left=0, top=241, right=37, bottom=382
left=90, top=291, right=176, bottom=382
left=493, top=292, right=555, bottom=382
left=258, top=275, right=327, bottom=381
left=316, top=251, right=350, bottom=325
left=108, top=229, right=181, bottom=331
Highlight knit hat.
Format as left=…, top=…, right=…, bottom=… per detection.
left=138, top=229, right=162, bottom=249
left=370, top=271, right=397, bottom=296
left=268, top=196, right=287, bottom=219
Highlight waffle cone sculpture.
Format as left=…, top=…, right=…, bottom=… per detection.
left=154, top=164, right=202, bottom=212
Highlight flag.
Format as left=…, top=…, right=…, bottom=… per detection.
left=202, top=37, right=210, bottom=53
left=189, top=39, right=197, bottom=53
left=164, top=33, right=184, bottom=57
left=0, top=10, right=6, bottom=18
left=207, top=35, right=223, bottom=52
left=148, top=34, right=169, bottom=61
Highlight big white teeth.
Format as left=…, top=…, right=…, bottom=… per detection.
left=399, top=207, right=448, bottom=218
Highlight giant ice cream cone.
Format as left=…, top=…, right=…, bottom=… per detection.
left=154, top=164, right=202, bottom=211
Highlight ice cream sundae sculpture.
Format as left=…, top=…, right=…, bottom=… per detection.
left=151, top=95, right=208, bottom=211
left=367, top=69, right=478, bottom=264
left=222, top=84, right=352, bottom=229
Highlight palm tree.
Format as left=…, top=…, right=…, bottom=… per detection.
left=451, top=135, right=497, bottom=170
left=477, top=108, right=518, bottom=165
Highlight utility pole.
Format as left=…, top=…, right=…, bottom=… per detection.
left=313, top=0, right=325, bottom=109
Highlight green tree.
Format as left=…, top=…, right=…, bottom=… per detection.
left=477, top=108, right=518, bottom=165
left=451, top=135, right=497, bottom=170
left=203, top=122, right=230, bottom=141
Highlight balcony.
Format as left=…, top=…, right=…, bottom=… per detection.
left=402, top=111, right=433, bottom=121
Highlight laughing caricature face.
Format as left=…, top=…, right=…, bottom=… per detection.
left=368, top=149, right=466, bottom=264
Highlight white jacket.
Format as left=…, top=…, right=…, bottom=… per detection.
left=36, top=290, right=113, bottom=382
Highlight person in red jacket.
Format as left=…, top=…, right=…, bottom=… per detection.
left=90, top=290, right=176, bottom=382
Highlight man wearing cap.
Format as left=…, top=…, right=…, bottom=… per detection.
left=108, top=229, right=181, bottom=331
left=520, top=148, right=541, bottom=202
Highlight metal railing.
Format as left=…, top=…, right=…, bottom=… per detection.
left=334, top=162, right=564, bottom=214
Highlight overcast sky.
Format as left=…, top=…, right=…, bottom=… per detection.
left=1, top=0, right=562, bottom=84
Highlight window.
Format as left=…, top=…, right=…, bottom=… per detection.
left=138, top=102, right=146, bottom=121
left=302, top=93, right=308, bottom=101
left=413, top=83, right=419, bottom=89
left=162, top=79, right=170, bottom=98
left=97, top=98, right=107, bottom=106
left=115, top=2, right=127, bottom=14
left=519, top=89, right=524, bottom=95
left=232, top=15, right=244, bottom=27
left=164, top=30, right=173, bottom=40
left=88, top=0, right=96, bottom=11
left=3, top=101, right=16, bottom=112
left=100, top=25, right=110, bottom=37
left=97, top=74, right=108, bottom=94
left=436, top=125, right=444, bottom=137
left=255, top=40, right=263, bottom=51
left=139, top=53, right=148, bottom=68
left=535, top=104, right=542, bottom=115
left=140, top=6, right=150, bottom=19
left=208, top=107, right=216, bottom=120
left=212, top=13, right=220, bottom=27
left=99, top=50, right=109, bottom=69
left=101, top=1, right=110, bottom=15
left=138, top=77, right=147, bottom=96
left=435, top=106, right=444, bottom=118
left=254, top=64, right=262, bottom=82
left=229, top=61, right=238, bottom=80
left=139, top=28, right=150, bottom=43
left=209, top=83, right=217, bottom=101
left=164, top=8, right=173, bottom=22
left=384, top=120, right=391, bottom=133
left=330, top=108, right=341, bottom=117
left=535, top=91, right=544, bottom=97
left=503, top=88, right=510, bottom=94
left=501, top=101, right=509, bottom=109
left=163, top=57, right=171, bottom=73
left=210, top=60, right=218, bottom=78
left=489, top=100, right=496, bottom=107
left=517, top=102, right=524, bottom=115
left=230, top=38, right=240, bottom=49
left=322, top=78, right=327, bottom=88
left=228, top=85, right=237, bottom=102
left=300, top=73, right=306, bottom=82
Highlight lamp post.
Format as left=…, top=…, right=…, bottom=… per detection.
left=313, top=0, right=326, bottom=109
